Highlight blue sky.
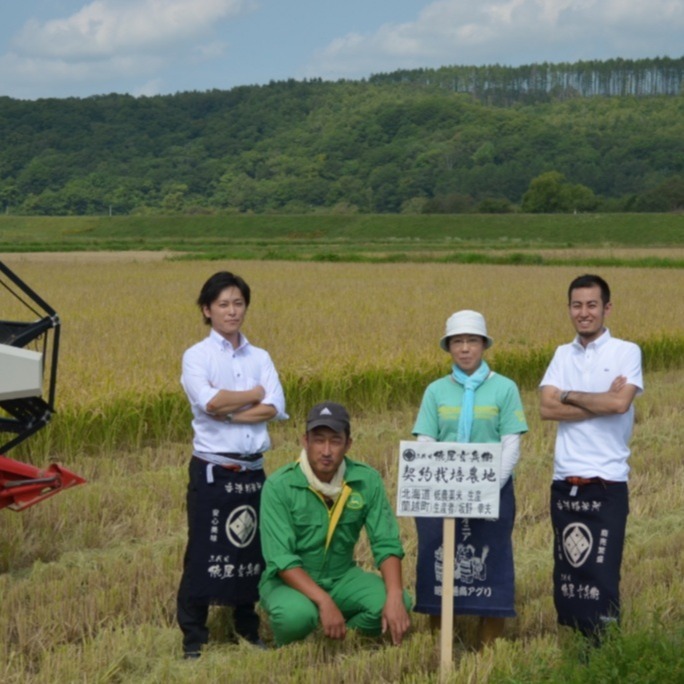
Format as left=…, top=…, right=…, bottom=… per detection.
left=1, top=0, right=682, bottom=100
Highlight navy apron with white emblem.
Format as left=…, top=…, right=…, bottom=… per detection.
left=550, top=480, right=628, bottom=635
left=414, top=477, right=516, bottom=617
left=181, top=457, right=265, bottom=605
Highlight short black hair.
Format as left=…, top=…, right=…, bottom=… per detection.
left=568, top=274, right=610, bottom=306
left=197, top=272, right=251, bottom=324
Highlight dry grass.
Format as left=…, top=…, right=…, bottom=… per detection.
left=2, top=370, right=682, bottom=682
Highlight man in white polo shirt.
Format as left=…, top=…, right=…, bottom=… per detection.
left=539, top=274, right=643, bottom=643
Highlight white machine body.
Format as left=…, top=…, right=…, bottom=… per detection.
left=0, top=343, right=43, bottom=400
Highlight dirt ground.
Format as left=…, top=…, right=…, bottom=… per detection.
left=0, top=251, right=177, bottom=263
left=1, top=247, right=683, bottom=264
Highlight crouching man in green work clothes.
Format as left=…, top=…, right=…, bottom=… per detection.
left=259, top=401, right=412, bottom=647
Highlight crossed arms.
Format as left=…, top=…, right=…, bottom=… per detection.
left=182, top=344, right=285, bottom=424
left=539, top=375, right=638, bottom=422
left=206, top=386, right=277, bottom=423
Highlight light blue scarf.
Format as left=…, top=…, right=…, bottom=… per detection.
left=452, top=360, right=491, bottom=442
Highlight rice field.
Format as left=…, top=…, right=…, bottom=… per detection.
left=1, top=255, right=683, bottom=683
left=2, top=257, right=682, bottom=407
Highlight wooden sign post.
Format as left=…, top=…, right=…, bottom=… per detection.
left=440, top=517, right=456, bottom=680
left=395, top=440, right=502, bottom=679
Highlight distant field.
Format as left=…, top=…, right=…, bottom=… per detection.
left=1, top=214, right=683, bottom=266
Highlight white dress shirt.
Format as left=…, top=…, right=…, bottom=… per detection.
left=181, top=328, right=287, bottom=458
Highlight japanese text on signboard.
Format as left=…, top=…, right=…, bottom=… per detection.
left=396, top=441, right=501, bottom=519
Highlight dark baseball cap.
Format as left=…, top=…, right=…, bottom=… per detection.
left=306, top=402, right=351, bottom=434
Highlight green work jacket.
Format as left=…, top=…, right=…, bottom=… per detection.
left=259, top=457, right=405, bottom=588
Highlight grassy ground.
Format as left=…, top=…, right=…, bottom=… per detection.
left=0, top=214, right=683, bottom=266
left=1, top=374, right=683, bottom=683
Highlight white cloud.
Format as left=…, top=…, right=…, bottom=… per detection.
left=13, top=0, right=251, bottom=59
left=1, top=0, right=255, bottom=97
left=308, top=0, right=684, bottom=80
left=0, top=49, right=166, bottom=98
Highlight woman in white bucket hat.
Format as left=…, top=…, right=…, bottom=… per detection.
left=411, top=310, right=528, bottom=649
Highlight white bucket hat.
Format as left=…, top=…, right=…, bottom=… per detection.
left=439, top=310, right=493, bottom=351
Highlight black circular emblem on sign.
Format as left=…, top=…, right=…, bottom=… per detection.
left=402, top=448, right=417, bottom=462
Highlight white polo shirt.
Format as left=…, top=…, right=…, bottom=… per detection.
left=540, top=329, right=643, bottom=481
left=181, top=329, right=287, bottom=457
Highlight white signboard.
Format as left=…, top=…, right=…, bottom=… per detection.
left=396, top=441, right=502, bottom=519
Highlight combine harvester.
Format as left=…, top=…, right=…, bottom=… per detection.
left=0, top=260, right=85, bottom=511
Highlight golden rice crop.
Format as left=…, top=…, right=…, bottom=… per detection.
left=1, top=257, right=682, bottom=410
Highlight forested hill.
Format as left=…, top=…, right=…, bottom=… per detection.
left=1, top=57, right=683, bottom=216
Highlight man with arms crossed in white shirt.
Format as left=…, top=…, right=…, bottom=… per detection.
left=177, top=271, right=287, bottom=658
left=539, top=274, right=643, bottom=644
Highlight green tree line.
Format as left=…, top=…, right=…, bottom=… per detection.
left=371, top=57, right=684, bottom=103
left=0, top=57, right=683, bottom=215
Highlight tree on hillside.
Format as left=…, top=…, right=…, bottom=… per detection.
left=629, top=176, right=684, bottom=212
left=521, top=171, right=597, bottom=213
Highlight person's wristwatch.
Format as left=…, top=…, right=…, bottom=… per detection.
left=560, top=391, right=570, bottom=404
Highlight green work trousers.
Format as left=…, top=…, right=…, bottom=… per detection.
left=260, top=565, right=412, bottom=646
